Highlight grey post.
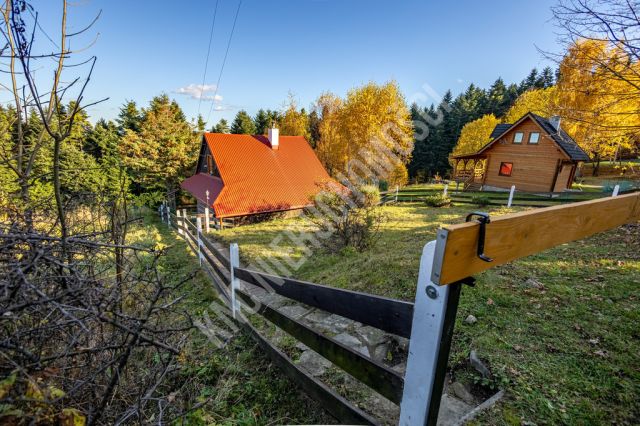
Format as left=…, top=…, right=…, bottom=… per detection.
left=612, top=184, right=620, bottom=197
left=205, top=207, right=211, bottom=233
left=229, top=243, right=240, bottom=319
left=399, top=237, right=463, bottom=425
left=176, top=209, right=183, bottom=236
left=196, top=217, right=203, bottom=266
left=166, top=205, right=171, bottom=228
left=507, top=185, right=515, bottom=207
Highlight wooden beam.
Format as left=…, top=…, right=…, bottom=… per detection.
left=433, top=192, right=640, bottom=285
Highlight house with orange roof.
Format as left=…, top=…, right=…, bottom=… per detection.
left=181, top=128, right=331, bottom=220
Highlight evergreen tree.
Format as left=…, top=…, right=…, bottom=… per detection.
left=195, top=115, right=206, bottom=132
left=308, top=110, right=321, bottom=148
left=116, top=100, right=142, bottom=135
left=120, top=94, right=198, bottom=199
left=254, top=109, right=270, bottom=134
left=212, top=118, right=230, bottom=133
left=230, top=110, right=256, bottom=134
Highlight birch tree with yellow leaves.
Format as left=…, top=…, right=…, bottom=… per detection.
left=315, top=81, right=413, bottom=186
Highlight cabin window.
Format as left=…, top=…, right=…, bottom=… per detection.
left=529, top=132, right=540, bottom=144
left=513, top=132, right=523, bottom=144
left=499, top=162, right=513, bottom=177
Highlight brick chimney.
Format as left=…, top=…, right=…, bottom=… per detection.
left=268, top=127, right=279, bottom=150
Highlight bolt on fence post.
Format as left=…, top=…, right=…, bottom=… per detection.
left=196, top=217, right=203, bottom=266
left=205, top=207, right=211, bottom=233
left=508, top=185, right=516, bottom=207
left=612, top=184, right=620, bottom=197
left=229, top=243, right=240, bottom=319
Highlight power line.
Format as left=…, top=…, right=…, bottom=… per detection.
left=206, top=0, right=242, bottom=126
left=197, top=0, right=219, bottom=116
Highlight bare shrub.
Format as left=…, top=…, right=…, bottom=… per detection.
left=305, top=184, right=385, bottom=252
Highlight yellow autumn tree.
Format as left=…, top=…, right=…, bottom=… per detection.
left=316, top=81, right=413, bottom=185
left=503, top=87, right=558, bottom=123
left=278, top=94, right=311, bottom=140
left=315, top=92, right=345, bottom=176
left=556, top=39, right=640, bottom=173
left=453, top=114, right=501, bottom=156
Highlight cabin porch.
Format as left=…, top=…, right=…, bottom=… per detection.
left=451, top=153, right=488, bottom=190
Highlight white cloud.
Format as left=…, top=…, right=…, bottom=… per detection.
left=174, top=83, right=223, bottom=101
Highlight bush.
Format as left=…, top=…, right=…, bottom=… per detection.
left=305, top=184, right=385, bottom=252
left=471, top=195, right=491, bottom=206
left=424, top=194, right=451, bottom=207
left=358, top=184, right=381, bottom=207
left=378, top=180, right=389, bottom=192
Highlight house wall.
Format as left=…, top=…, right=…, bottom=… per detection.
left=483, top=118, right=572, bottom=192
left=553, top=163, right=575, bottom=192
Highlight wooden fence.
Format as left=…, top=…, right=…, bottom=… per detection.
left=157, top=190, right=640, bottom=425
left=381, top=185, right=639, bottom=208
left=159, top=204, right=410, bottom=424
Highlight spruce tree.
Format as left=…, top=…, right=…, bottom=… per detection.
left=230, top=110, right=256, bottom=134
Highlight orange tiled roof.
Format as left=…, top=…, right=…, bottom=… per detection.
left=182, top=133, right=331, bottom=218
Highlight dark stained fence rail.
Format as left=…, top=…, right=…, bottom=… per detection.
left=234, top=267, right=414, bottom=338
left=235, top=288, right=405, bottom=404
left=237, top=314, right=377, bottom=425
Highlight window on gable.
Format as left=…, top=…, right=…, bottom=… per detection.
left=499, top=162, right=513, bottom=177
left=529, top=132, right=540, bottom=144
left=513, top=132, right=523, bottom=144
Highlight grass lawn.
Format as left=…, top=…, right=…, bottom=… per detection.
left=213, top=202, right=640, bottom=424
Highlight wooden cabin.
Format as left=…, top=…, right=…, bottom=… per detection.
left=181, top=128, right=331, bottom=220
left=451, top=112, right=590, bottom=192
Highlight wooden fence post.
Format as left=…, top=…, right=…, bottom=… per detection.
left=166, top=205, right=171, bottom=228
left=612, top=184, right=620, bottom=197
left=205, top=207, right=211, bottom=233
left=395, top=185, right=399, bottom=202
left=196, top=217, right=203, bottom=266
left=443, top=184, right=448, bottom=197
left=229, top=243, right=240, bottom=319
left=176, top=209, right=183, bottom=235
left=399, top=240, right=462, bottom=425
left=508, top=185, right=516, bottom=207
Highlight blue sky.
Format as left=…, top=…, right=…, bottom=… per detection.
left=9, top=0, right=561, bottom=126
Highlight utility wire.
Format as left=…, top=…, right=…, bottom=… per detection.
left=206, top=0, right=242, bottom=126
left=197, top=0, right=219, bottom=116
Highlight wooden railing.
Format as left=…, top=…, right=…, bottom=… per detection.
left=160, top=207, right=410, bottom=424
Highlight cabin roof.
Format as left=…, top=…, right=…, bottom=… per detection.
left=181, top=133, right=331, bottom=218
left=469, top=112, right=590, bottom=162
left=528, top=113, right=591, bottom=162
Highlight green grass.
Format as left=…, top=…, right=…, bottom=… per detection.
left=212, top=203, right=640, bottom=424
left=127, top=213, right=331, bottom=425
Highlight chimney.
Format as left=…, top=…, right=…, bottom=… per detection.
left=268, top=127, right=279, bottom=150
left=549, top=115, right=561, bottom=132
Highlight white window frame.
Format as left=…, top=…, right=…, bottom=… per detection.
left=513, top=132, right=523, bottom=144
left=529, top=132, right=540, bottom=144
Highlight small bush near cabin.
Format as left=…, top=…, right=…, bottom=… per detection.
left=472, top=195, right=491, bottom=206
left=424, top=194, right=451, bottom=207
left=305, top=184, right=385, bottom=252
left=359, top=184, right=381, bottom=207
